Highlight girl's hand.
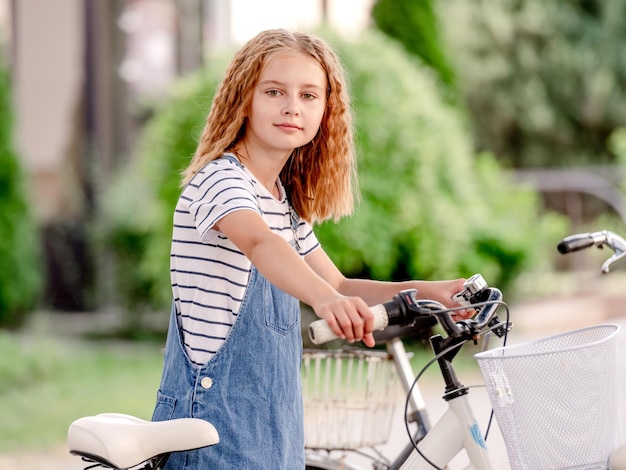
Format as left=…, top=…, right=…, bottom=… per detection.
left=312, top=295, right=376, bottom=348
left=418, top=279, right=475, bottom=321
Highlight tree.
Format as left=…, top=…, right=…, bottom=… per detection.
left=436, top=0, right=626, bottom=167
left=371, top=0, right=456, bottom=90
left=0, top=63, right=42, bottom=326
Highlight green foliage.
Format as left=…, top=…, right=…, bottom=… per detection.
left=316, top=30, right=565, bottom=287
left=436, top=0, right=626, bottom=167
left=371, top=0, right=456, bottom=89
left=102, top=31, right=564, bottom=312
left=0, top=64, right=42, bottom=326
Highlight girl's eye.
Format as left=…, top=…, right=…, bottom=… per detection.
left=302, top=93, right=316, bottom=100
left=266, top=89, right=281, bottom=96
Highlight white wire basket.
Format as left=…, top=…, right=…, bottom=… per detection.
left=301, top=348, right=399, bottom=450
left=475, top=324, right=622, bottom=470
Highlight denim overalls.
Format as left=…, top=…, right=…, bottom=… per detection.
left=152, top=159, right=305, bottom=468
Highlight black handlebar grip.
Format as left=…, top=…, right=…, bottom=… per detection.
left=382, top=299, right=403, bottom=326
left=557, top=233, right=596, bottom=254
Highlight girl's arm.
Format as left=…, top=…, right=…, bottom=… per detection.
left=304, top=247, right=471, bottom=316
left=215, top=210, right=375, bottom=346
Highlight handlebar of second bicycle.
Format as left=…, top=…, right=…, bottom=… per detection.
left=308, top=285, right=505, bottom=345
left=557, top=230, right=626, bottom=274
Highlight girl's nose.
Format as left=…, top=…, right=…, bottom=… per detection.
left=282, top=97, right=300, bottom=116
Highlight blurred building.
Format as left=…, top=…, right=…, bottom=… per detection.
left=0, top=0, right=373, bottom=311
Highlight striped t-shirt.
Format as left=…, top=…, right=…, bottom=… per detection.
left=170, top=155, right=320, bottom=366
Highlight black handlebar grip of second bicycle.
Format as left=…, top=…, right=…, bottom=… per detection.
left=557, top=233, right=596, bottom=254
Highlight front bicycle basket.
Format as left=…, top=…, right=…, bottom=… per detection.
left=302, top=348, right=400, bottom=450
left=475, top=324, right=622, bottom=470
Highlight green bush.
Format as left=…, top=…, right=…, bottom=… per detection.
left=435, top=0, right=626, bottom=168
left=0, top=63, right=42, bottom=326
left=316, top=31, right=565, bottom=288
left=371, top=0, right=456, bottom=90
left=102, top=30, right=565, bottom=313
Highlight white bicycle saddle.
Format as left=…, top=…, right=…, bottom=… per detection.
left=68, top=413, right=219, bottom=469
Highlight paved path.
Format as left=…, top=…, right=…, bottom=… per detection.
left=0, top=446, right=83, bottom=470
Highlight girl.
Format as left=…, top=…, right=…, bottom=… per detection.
left=152, top=29, right=469, bottom=468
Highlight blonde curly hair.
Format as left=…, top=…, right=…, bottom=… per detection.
left=182, top=29, right=357, bottom=224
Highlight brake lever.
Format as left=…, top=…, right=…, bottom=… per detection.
left=602, top=251, right=626, bottom=273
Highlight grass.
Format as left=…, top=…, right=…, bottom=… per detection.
left=0, top=330, right=165, bottom=453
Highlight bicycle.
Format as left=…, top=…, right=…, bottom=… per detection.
left=304, top=230, right=626, bottom=470
left=67, top=230, right=626, bottom=470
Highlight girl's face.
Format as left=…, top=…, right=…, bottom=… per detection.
left=246, top=52, right=327, bottom=155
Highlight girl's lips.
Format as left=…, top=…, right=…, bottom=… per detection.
left=275, top=122, right=302, bottom=130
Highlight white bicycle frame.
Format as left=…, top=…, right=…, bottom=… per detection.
left=390, top=335, right=496, bottom=470
left=400, top=394, right=492, bottom=470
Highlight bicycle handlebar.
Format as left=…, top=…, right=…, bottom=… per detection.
left=557, top=231, right=606, bottom=254
left=308, top=274, right=505, bottom=345
left=557, top=230, right=626, bottom=273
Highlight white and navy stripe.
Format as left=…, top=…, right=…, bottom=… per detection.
left=170, top=155, right=319, bottom=366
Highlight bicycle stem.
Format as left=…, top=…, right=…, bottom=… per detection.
left=394, top=286, right=507, bottom=401
left=430, top=332, right=470, bottom=401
